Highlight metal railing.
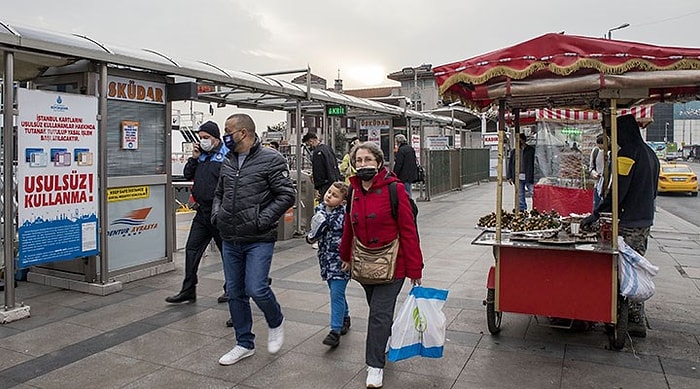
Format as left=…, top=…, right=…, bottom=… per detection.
left=424, top=148, right=490, bottom=198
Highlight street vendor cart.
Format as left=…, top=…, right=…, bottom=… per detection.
left=434, top=33, right=700, bottom=350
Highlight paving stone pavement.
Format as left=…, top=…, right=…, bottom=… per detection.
left=1, top=181, right=699, bottom=388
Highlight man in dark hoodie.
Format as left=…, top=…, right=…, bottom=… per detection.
left=581, top=114, right=660, bottom=337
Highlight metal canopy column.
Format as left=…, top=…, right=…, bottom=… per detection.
left=295, top=100, right=303, bottom=234
left=2, top=50, right=30, bottom=322
left=98, top=63, right=109, bottom=284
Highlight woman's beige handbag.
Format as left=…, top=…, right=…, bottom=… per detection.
left=351, top=237, right=399, bottom=284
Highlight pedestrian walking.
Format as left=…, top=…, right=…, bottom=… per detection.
left=166, top=121, right=228, bottom=304
left=340, top=136, right=360, bottom=183
left=589, top=134, right=607, bottom=210
left=213, top=113, right=296, bottom=365
left=392, top=134, right=419, bottom=198
left=302, top=132, right=342, bottom=200
left=339, top=141, right=423, bottom=388
left=507, top=132, right=536, bottom=211
left=306, top=181, right=352, bottom=348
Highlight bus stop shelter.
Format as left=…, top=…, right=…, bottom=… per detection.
left=1, top=20, right=462, bottom=323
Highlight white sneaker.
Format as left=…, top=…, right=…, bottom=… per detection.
left=312, top=242, right=319, bottom=249
left=366, top=366, right=383, bottom=388
left=218, top=345, right=254, bottom=366
left=268, top=320, right=284, bottom=354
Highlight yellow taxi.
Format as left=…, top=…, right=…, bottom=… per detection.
left=658, top=162, right=698, bottom=196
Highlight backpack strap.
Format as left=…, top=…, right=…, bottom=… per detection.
left=347, top=182, right=399, bottom=221
left=388, top=182, right=399, bottom=221
left=345, top=184, right=354, bottom=215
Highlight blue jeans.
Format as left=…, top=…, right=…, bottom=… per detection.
left=222, top=240, right=283, bottom=350
left=327, top=279, right=349, bottom=332
left=519, top=181, right=533, bottom=211
left=403, top=182, right=412, bottom=198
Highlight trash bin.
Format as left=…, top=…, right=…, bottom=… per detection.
left=294, top=171, right=315, bottom=234
left=277, top=207, right=295, bottom=241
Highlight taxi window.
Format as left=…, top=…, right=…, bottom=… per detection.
left=662, top=165, right=692, bottom=173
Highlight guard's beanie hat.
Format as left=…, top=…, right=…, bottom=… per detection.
left=198, top=121, right=221, bottom=139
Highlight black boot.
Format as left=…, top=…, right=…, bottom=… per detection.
left=165, top=288, right=196, bottom=304
left=323, top=331, right=340, bottom=347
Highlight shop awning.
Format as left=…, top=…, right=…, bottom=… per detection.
left=434, top=33, right=700, bottom=111
left=509, top=104, right=654, bottom=126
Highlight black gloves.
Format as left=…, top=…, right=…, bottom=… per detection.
left=580, top=213, right=598, bottom=231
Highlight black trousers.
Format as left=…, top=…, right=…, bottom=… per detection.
left=181, top=212, right=223, bottom=292
left=361, top=278, right=405, bottom=368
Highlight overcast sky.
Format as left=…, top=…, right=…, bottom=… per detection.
left=5, top=0, right=700, bottom=128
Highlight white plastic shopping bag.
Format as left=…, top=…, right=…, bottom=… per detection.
left=387, top=286, right=448, bottom=362
left=617, top=236, right=659, bottom=303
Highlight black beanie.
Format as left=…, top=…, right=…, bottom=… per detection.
left=198, top=121, right=220, bottom=139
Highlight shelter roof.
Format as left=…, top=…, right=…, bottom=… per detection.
left=0, top=20, right=463, bottom=127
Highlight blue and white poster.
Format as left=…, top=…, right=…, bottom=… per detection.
left=17, top=89, right=99, bottom=267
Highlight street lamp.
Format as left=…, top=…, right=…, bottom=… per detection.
left=607, top=23, right=630, bottom=40
left=401, top=66, right=422, bottom=111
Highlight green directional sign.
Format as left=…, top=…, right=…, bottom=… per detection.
left=327, top=105, right=346, bottom=117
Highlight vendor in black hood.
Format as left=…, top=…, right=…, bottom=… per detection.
left=583, top=114, right=659, bottom=229
left=581, top=113, right=659, bottom=338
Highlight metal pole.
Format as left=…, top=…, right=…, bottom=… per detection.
left=295, top=100, right=303, bottom=234
left=420, top=119, right=429, bottom=201
left=389, top=119, right=395, bottom=169
left=496, top=100, right=506, bottom=243
left=513, top=109, right=521, bottom=215
left=610, top=100, right=619, bottom=251
left=98, top=64, right=109, bottom=283
left=323, top=107, right=330, bottom=154
left=3, top=51, right=16, bottom=307
left=414, top=70, right=418, bottom=111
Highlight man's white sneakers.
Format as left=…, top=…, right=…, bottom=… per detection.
left=268, top=320, right=284, bottom=354
left=218, top=345, right=254, bottom=366
left=366, top=366, right=383, bottom=388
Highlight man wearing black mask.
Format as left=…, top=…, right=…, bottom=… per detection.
left=302, top=132, right=342, bottom=199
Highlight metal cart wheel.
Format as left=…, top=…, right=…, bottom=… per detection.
left=485, top=288, right=502, bottom=334
left=609, top=295, right=628, bottom=350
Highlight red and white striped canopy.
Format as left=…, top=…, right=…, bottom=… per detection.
left=507, top=105, right=654, bottom=126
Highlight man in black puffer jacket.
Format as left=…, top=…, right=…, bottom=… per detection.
left=213, top=113, right=295, bottom=366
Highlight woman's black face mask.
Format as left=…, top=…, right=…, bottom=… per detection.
left=356, top=166, right=378, bottom=182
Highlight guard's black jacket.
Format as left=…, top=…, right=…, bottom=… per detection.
left=183, top=142, right=229, bottom=216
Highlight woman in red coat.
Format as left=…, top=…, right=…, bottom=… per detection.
left=339, top=141, right=423, bottom=388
